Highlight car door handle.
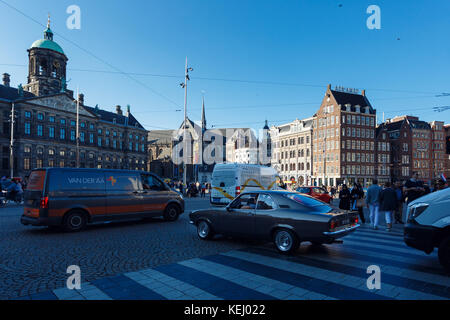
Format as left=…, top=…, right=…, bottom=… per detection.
left=133, top=191, right=146, bottom=194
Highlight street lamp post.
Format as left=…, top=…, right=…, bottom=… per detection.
left=180, top=58, right=193, bottom=189
left=9, top=101, right=15, bottom=178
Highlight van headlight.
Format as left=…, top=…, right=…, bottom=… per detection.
left=408, top=203, right=429, bottom=221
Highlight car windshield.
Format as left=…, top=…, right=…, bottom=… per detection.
left=284, top=193, right=332, bottom=213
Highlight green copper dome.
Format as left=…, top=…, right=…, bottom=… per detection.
left=30, top=22, right=65, bottom=55
left=30, top=39, right=65, bottom=55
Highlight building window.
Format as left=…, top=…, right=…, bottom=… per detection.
left=25, top=122, right=31, bottom=135
left=70, top=130, right=75, bottom=141
left=49, top=116, right=55, bottom=123
left=49, top=149, right=55, bottom=155
left=80, top=132, right=85, bottom=143
left=24, top=158, right=30, bottom=170
left=37, top=113, right=44, bottom=121
left=49, top=127, right=55, bottom=138
left=25, top=111, right=31, bottom=118
left=89, top=133, right=94, bottom=144
left=98, top=137, right=102, bottom=147
left=37, top=125, right=43, bottom=136
left=61, top=119, right=66, bottom=125
left=70, top=120, right=76, bottom=126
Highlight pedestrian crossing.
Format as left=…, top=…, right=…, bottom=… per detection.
left=20, top=225, right=450, bottom=300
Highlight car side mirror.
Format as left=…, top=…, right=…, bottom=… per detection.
left=226, top=206, right=233, bottom=212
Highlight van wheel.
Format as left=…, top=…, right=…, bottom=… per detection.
left=273, top=228, right=299, bottom=254
left=163, top=204, right=180, bottom=222
left=438, top=236, right=450, bottom=272
left=197, top=220, right=214, bottom=240
left=63, top=210, right=87, bottom=232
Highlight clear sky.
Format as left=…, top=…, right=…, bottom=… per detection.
left=1, top=0, right=449, bottom=131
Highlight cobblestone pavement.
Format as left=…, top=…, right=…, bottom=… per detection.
left=16, top=224, right=450, bottom=300
left=1, top=201, right=449, bottom=300
left=0, top=198, right=247, bottom=299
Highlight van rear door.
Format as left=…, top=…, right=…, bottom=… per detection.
left=23, top=170, right=46, bottom=217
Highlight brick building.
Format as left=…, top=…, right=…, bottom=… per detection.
left=0, top=20, right=147, bottom=178
left=384, top=116, right=446, bottom=182
left=312, top=85, right=377, bottom=187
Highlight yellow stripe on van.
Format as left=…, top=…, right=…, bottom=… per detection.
left=213, top=179, right=278, bottom=200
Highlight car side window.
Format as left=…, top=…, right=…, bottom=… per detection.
left=141, top=174, right=165, bottom=191
left=256, top=194, right=277, bottom=210
left=229, top=194, right=258, bottom=210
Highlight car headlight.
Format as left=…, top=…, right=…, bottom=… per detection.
left=408, top=202, right=429, bottom=221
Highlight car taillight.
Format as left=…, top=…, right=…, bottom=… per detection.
left=236, top=186, right=241, bottom=195
left=330, top=219, right=337, bottom=230
left=40, top=196, right=48, bottom=209
left=354, top=217, right=359, bottom=225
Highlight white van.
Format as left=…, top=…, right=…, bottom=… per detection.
left=404, top=187, right=450, bottom=271
left=210, top=163, right=279, bottom=205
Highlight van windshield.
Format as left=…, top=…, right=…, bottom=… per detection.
left=27, top=170, right=46, bottom=191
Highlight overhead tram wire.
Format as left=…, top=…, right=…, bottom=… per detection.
left=0, top=0, right=182, bottom=111
left=1, top=62, right=449, bottom=97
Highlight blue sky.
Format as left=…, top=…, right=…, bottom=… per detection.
left=1, top=0, right=449, bottom=131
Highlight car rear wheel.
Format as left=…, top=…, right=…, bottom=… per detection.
left=63, top=210, right=87, bottom=232
left=163, top=204, right=180, bottom=222
left=197, top=220, right=214, bottom=240
left=273, top=229, right=299, bottom=254
left=438, top=236, right=450, bottom=272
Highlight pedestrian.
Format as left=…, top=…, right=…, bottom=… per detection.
left=403, top=172, right=425, bottom=204
left=201, top=183, right=206, bottom=198
left=179, top=181, right=184, bottom=195
left=351, top=183, right=366, bottom=223
left=379, top=181, right=398, bottom=232
left=338, top=184, right=351, bottom=210
left=366, top=179, right=382, bottom=229
left=394, top=181, right=404, bottom=224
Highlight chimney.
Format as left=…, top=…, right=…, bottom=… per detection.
left=78, top=93, right=84, bottom=105
left=116, top=105, right=122, bottom=115
left=361, top=89, right=366, bottom=96
left=2, top=73, right=10, bottom=87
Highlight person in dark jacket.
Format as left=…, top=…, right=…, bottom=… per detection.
left=351, top=183, right=366, bottom=223
left=339, top=184, right=351, bottom=210
left=380, top=181, right=398, bottom=232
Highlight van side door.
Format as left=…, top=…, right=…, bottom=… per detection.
left=105, top=172, right=143, bottom=218
left=140, top=173, right=169, bottom=216
left=46, top=169, right=107, bottom=222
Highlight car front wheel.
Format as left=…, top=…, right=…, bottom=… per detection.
left=197, top=220, right=214, bottom=240
left=273, top=229, right=299, bottom=254
left=438, top=236, right=450, bottom=272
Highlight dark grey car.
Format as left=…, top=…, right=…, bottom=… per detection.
left=189, top=190, right=359, bottom=254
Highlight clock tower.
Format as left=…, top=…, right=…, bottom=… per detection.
left=24, top=16, right=68, bottom=96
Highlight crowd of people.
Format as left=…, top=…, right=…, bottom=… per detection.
left=167, top=180, right=211, bottom=198
left=0, top=176, right=26, bottom=204
left=338, top=172, right=448, bottom=231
